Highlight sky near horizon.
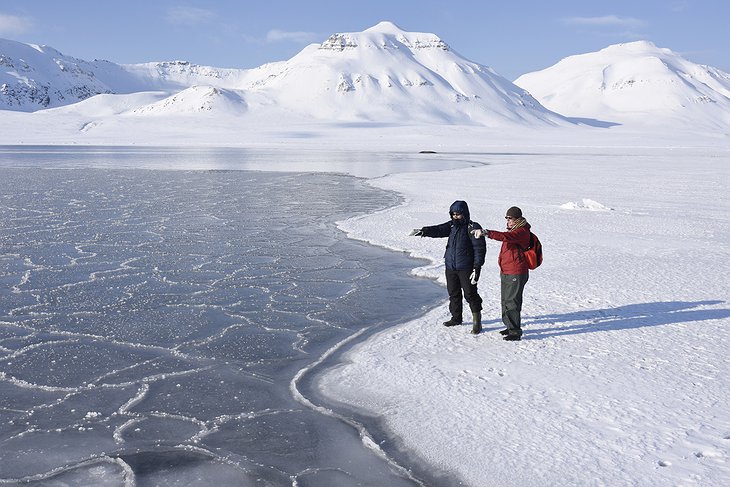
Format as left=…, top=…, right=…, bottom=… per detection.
left=1, top=1, right=728, bottom=81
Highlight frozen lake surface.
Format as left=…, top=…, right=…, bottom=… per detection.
left=0, top=151, right=448, bottom=486
left=0, top=145, right=476, bottom=178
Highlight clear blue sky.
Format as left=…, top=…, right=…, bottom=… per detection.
left=1, top=1, right=728, bottom=80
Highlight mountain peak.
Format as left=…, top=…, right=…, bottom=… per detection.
left=607, top=40, right=658, bottom=51
left=318, top=22, right=449, bottom=53
left=364, top=21, right=406, bottom=34
left=600, top=40, right=671, bottom=57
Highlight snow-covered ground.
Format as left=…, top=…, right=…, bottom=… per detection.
left=1, top=106, right=728, bottom=484
left=314, top=143, right=730, bottom=486
left=1, top=105, right=728, bottom=484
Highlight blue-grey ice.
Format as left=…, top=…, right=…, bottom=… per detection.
left=0, top=152, right=448, bottom=486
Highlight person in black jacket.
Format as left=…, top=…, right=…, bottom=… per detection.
left=410, top=200, right=487, bottom=334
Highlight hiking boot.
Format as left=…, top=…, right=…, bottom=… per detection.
left=503, top=334, right=522, bottom=341
left=499, top=329, right=509, bottom=336
left=470, top=312, right=482, bottom=334
left=442, top=317, right=462, bottom=327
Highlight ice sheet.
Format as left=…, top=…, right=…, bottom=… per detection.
left=0, top=164, right=445, bottom=485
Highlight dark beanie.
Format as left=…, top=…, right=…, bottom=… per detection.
left=506, top=206, right=522, bottom=218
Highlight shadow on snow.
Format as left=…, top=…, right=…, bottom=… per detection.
left=483, top=300, right=729, bottom=339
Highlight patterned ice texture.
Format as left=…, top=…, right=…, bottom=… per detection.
left=0, top=168, right=442, bottom=486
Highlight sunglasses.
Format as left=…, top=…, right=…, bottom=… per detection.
left=505, top=216, right=515, bottom=220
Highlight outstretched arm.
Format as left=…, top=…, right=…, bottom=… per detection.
left=411, top=222, right=451, bottom=238
left=486, top=227, right=531, bottom=248
left=472, top=227, right=528, bottom=245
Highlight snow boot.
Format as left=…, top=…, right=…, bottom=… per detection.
left=470, top=312, right=482, bottom=334
left=442, top=317, right=462, bottom=327
left=503, top=333, right=522, bottom=341
left=499, top=329, right=509, bottom=336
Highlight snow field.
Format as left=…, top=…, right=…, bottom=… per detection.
left=318, top=147, right=730, bottom=486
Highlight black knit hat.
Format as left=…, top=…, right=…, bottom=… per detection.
left=506, top=206, right=522, bottom=218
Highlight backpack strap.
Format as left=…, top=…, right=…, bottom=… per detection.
left=522, top=232, right=535, bottom=252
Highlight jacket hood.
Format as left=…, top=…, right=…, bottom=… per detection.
left=449, top=200, right=470, bottom=222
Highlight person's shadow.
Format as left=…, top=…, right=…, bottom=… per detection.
left=484, top=301, right=729, bottom=339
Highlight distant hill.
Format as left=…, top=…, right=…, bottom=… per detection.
left=515, top=41, right=730, bottom=128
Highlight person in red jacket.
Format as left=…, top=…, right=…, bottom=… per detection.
left=472, top=206, right=530, bottom=341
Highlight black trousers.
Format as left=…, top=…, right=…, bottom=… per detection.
left=445, top=268, right=482, bottom=322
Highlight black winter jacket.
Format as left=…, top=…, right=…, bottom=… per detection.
left=420, top=201, right=486, bottom=271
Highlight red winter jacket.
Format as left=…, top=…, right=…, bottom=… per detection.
left=487, top=224, right=531, bottom=275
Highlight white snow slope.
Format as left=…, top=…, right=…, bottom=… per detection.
left=515, top=41, right=730, bottom=129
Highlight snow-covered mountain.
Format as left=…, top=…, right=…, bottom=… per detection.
left=226, top=21, right=565, bottom=126
left=515, top=41, right=730, bottom=128
left=4, top=27, right=729, bottom=130
left=0, top=37, right=253, bottom=112
left=0, top=38, right=118, bottom=111
left=124, top=22, right=567, bottom=126
left=1, top=23, right=566, bottom=127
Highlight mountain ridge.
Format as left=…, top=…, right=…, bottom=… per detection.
left=2, top=25, right=729, bottom=130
